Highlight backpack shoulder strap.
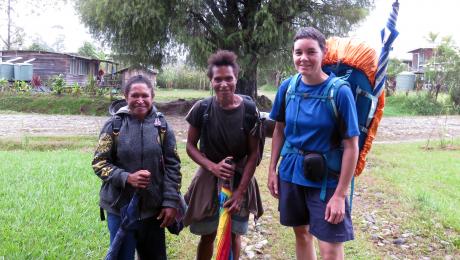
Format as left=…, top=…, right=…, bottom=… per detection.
left=154, top=112, right=168, bottom=149
left=112, top=114, right=123, bottom=135
left=110, top=114, right=125, bottom=160
left=285, top=73, right=302, bottom=108
left=322, top=77, right=349, bottom=123
left=199, top=97, right=213, bottom=127
left=239, top=94, right=259, bottom=134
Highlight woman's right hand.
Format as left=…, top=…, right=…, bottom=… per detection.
left=210, top=157, right=235, bottom=181
left=127, top=170, right=151, bottom=189
left=267, top=170, right=279, bottom=199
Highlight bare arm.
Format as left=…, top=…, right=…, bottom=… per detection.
left=325, top=136, right=359, bottom=224
left=267, top=121, right=285, bottom=198
left=185, top=124, right=235, bottom=179
left=224, top=134, right=259, bottom=213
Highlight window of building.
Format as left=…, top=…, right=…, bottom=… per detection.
left=70, top=59, right=89, bottom=75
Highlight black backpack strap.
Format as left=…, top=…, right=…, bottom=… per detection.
left=239, top=95, right=265, bottom=166
left=100, top=207, right=105, bottom=221
left=239, top=95, right=259, bottom=135
left=111, top=114, right=123, bottom=161
left=198, top=97, right=212, bottom=151
left=155, top=112, right=168, bottom=149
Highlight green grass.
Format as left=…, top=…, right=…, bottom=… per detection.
left=0, top=93, right=112, bottom=116
left=367, top=139, right=460, bottom=249
left=1, top=135, right=459, bottom=258
left=0, top=136, right=382, bottom=259
left=154, top=88, right=211, bottom=102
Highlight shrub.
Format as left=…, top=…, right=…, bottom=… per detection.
left=403, top=92, right=447, bottom=115
left=450, top=85, right=460, bottom=109
left=31, top=75, right=42, bottom=88
left=0, top=78, right=8, bottom=92
left=51, top=74, right=65, bottom=95
left=13, top=80, right=31, bottom=92
left=71, top=83, right=81, bottom=97
left=84, top=75, right=97, bottom=96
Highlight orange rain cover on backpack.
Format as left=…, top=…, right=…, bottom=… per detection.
left=323, top=37, right=385, bottom=176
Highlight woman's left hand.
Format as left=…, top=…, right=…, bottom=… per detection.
left=157, top=207, right=178, bottom=228
left=325, top=195, right=346, bottom=224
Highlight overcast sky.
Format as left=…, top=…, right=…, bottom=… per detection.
left=3, top=0, right=459, bottom=60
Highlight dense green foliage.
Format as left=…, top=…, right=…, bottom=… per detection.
left=424, top=35, right=460, bottom=106
left=76, top=0, right=372, bottom=97
left=384, top=92, right=459, bottom=117
left=77, top=41, right=106, bottom=60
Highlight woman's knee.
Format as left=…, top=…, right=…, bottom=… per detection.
left=318, top=241, right=344, bottom=260
left=293, top=226, right=314, bottom=242
left=231, top=233, right=241, bottom=243
left=200, top=232, right=217, bottom=245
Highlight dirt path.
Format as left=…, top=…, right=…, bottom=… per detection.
left=1, top=113, right=460, bottom=143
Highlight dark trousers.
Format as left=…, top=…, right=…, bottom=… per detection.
left=107, top=213, right=167, bottom=260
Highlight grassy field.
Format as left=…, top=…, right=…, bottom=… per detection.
left=0, top=135, right=459, bottom=258
left=367, top=140, right=460, bottom=245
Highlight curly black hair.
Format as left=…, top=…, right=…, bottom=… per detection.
left=206, top=50, right=240, bottom=80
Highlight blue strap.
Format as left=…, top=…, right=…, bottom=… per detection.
left=320, top=171, right=328, bottom=202
left=349, top=176, right=355, bottom=212
left=280, top=141, right=302, bottom=157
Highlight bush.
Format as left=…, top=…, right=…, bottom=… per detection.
left=51, top=74, right=65, bottom=95
left=84, top=75, right=97, bottom=96
left=0, top=78, right=8, bottom=92
left=157, top=65, right=209, bottom=90
left=450, top=85, right=460, bottom=109
left=385, top=92, right=458, bottom=116
left=405, top=93, right=445, bottom=115
left=13, top=80, right=31, bottom=92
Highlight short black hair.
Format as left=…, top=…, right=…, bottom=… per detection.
left=293, top=27, right=326, bottom=52
left=123, top=75, right=154, bottom=96
left=206, top=50, right=240, bottom=80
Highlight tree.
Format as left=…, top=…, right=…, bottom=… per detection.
left=27, top=36, right=53, bottom=51
left=1, top=0, right=66, bottom=50
left=385, top=58, right=406, bottom=95
left=77, top=0, right=372, bottom=98
left=78, top=41, right=106, bottom=60
left=425, top=34, right=460, bottom=102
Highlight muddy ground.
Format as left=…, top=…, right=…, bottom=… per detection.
left=1, top=113, right=460, bottom=144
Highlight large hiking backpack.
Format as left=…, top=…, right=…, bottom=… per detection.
left=197, top=95, right=265, bottom=165
left=321, top=37, right=384, bottom=177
